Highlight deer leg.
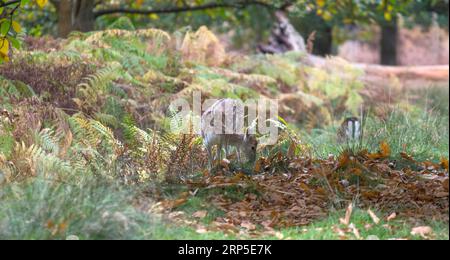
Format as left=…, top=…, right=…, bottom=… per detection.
left=217, top=142, right=223, bottom=162
left=237, top=148, right=242, bottom=165
left=224, top=141, right=229, bottom=159
left=206, top=146, right=213, bottom=170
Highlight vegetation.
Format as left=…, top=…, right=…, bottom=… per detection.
left=1, top=1, right=448, bottom=64
left=0, top=0, right=448, bottom=241
left=0, top=23, right=448, bottom=240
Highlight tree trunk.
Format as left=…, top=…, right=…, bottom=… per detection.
left=56, top=0, right=73, bottom=38
left=72, top=0, right=96, bottom=32
left=380, top=18, right=398, bottom=66
left=314, top=25, right=333, bottom=56
left=52, top=0, right=95, bottom=38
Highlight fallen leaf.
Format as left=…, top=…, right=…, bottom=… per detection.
left=212, top=222, right=238, bottom=233
left=168, top=211, right=185, bottom=219
left=443, top=178, right=449, bottom=192
left=275, top=232, right=284, bottom=240
left=387, top=212, right=397, bottom=222
left=383, top=224, right=392, bottom=230
left=254, top=159, right=263, bottom=173
left=349, top=223, right=361, bottom=240
left=380, top=141, right=391, bottom=158
left=299, top=182, right=311, bottom=193
left=337, top=152, right=350, bottom=168
left=411, top=226, right=433, bottom=239
left=434, top=192, right=449, bottom=198
left=45, top=220, right=55, bottom=229
left=241, top=221, right=256, bottom=231
left=350, top=168, right=363, bottom=176
left=339, top=203, right=353, bottom=226
left=367, top=209, right=380, bottom=224
left=171, top=198, right=188, bottom=208
left=441, top=157, right=449, bottom=170
left=400, top=152, right=415, bottom=162
left=368, top=141, right=391, bottom=159
left=192, top=210, right=208, bottom=219
left=333, top=226, right=346, bottom=238
left=196, top=227, right=208, bottom=234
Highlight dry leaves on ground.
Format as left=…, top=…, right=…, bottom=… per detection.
left=157, top=142, right=448, bottom=237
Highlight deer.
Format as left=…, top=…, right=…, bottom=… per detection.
left=201, top=99, right=258, bottom=170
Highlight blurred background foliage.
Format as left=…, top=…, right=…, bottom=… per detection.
left=1, top=0, right=449, bottom=64
left=0, top=1, right=448, bottom=240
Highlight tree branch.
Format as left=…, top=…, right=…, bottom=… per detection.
left=0, top=0, right=20, bottom=8
left=94, top=0, right=274, bottom=18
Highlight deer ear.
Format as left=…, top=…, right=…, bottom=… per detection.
left=244, top=127, right=249, bottom=141
left=247, top=118, right=258, bottom=135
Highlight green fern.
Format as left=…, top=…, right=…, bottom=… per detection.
left=69, top=115, right=121, bottom=155
left=0, top=77, right=33, bottom=101
left=78, top=62, right=122, bottom=94
left=95, top=112, right=120, bottom=129
left=121, top=115, right=139, bottom=146
left=75, top=63, right=123, bottom=112
left=33, top=128, right=61, bottom=155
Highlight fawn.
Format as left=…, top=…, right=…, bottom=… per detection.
left=201, top=99, right=258, bottom=169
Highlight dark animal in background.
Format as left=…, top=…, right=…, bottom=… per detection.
left=337, top=117, right=361, bottom=143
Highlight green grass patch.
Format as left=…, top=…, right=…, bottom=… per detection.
left=302, top=107, right=449, bottom=162
left=0, top=174, right=157, bottom=240
left=269, top=209, right=449, bottom=240
left=148, top=207, right=449, bottom=240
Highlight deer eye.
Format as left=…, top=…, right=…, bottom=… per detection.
left=251, top=146, right=255, bottom=150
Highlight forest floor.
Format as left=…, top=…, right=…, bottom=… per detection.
left=0, top=27, right=448, bottom=240
left=142, top=84, right=449, bottom=240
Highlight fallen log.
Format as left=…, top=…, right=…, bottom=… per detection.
left=356, top=64, right=449, bottom=82
left=307, top=54, right=449, bottom=86
left=258, top=11, right=306, bottom=54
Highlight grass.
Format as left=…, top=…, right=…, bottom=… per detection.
left=0, top=83, right=448, bottom=240
left=149, top=207, right=449, bottom=240
left=0, top=174, right=158, bottom=240
left=1, top=102, right=448, bottom=240
left=153, top=183, right=448, bottom=240
left=272, top=209, right=449, bottom=240
left=412, top=85, right=449, bottom=119
left=1, top=103, right=448, bottom=240
left=302, top=100, right=449, bottom=162
left=1, top=27, right=448, bottom=240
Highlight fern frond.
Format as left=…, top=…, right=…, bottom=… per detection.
left=69, top=115, right=121, bottom=153
left=33, top=128, right=61, bottom=155
left=36, top=152, right=72, bottom=175
left=95, top=112, right=120, bottom=129
left=78, top=62, right=122, bottom=93
left=69, top=116, right=101, bottom=148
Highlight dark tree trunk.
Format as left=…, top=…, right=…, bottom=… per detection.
left=55, top=0, right=73, bottom=38
left=380, top=18, right=398, bottom=66
left=72, top=0, right=96, bottom=32
left=51, top=0, right=95, bottom=38
left=314, top=25, right=333, bottom=56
